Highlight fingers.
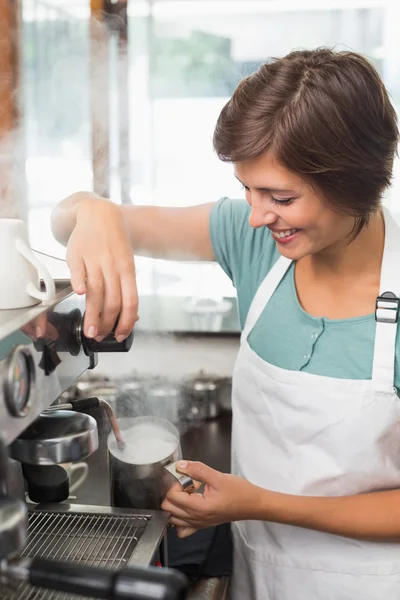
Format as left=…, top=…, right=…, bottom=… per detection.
left=67, top=252, right=87, bottom=296
left=169, top=517, right=193, bottom=527
left=21, top=314, right=50, bottom=341
left=161, top=500, right=190, bottom=520
left=21, top=323, right=37, bottom=340
left=33, top=314, right=49, bottom=339
left=65, top=205, right=138, bottom=340
left=165, top=488, right=204, bottom=512
left=176, top=526, right=198, bottom=538
left=176, top=461, right=221, bottom=488
left=98, top=259, right=122, bottom=338
left=83, top=257, right=137, bottom=341
left=115, top=258, right=138, bottom=341
left=169, top=517, right=199, bottom=537
left=83, top=266, right=104, bottom=338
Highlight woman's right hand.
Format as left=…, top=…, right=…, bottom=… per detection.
left=65, top=195, right=138, bottom=341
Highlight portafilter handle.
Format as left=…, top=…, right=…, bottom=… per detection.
left=3, top=557, right=188, bottom=600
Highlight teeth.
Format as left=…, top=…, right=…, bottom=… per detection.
left=276, top=229, right=298, bottom=239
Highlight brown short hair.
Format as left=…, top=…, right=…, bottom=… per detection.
left=213, top=48, right=399, bottom=233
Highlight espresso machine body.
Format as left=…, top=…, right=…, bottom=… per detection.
left=0, top=281, right=124, bottom=446
left=0, top=282, right=188, bottom=600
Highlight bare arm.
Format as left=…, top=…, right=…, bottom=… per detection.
left=51, top=192, right=215, bottom=260
left=163, top=461, right=400, bottom=540
left=253, top=486, right=400, bottom=539
left=50, top=192, right=215, bottom=342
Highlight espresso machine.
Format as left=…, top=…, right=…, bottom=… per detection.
left=0, top=281, right=188, bottom=600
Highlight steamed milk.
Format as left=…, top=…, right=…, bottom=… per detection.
left=108, top=423, right=178, bottom=464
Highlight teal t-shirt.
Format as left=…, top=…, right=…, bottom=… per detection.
left=209, top=197, right=400, bottom=391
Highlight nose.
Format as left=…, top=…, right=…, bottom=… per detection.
left=248, top=196, right=278, bottom=229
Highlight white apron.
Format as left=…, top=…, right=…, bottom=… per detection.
left=230, top=208, right=400, bottom=600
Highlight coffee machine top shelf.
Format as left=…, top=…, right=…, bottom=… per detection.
left=0, top=280, right=73, bottom=342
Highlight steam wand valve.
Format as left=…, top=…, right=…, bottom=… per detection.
left=45, top=397, right=126, bottom=450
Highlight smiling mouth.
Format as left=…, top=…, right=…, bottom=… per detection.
left=270, top=228, right=300, bottom=240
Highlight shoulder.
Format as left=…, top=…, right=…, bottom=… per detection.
left=209, top=197, right=280, bottom=287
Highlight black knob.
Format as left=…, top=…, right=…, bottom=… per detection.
left=34, top=308, right=82, bottom=357
left=38, top=341, right=62, bottom=375
left=81, top=329, right=134, bottom=355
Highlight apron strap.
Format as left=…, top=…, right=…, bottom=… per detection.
left=372, top=208, right=400, bottom=393
left=241, top=255, right=292, bottom=343
left=241, top=208, right=400, bottom=392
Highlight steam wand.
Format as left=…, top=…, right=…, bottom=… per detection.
left=45, top=397, right=126, bottom=450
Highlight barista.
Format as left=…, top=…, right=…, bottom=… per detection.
left=51, top=48, right=400, bottom=600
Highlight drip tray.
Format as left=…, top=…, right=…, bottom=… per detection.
left=1, top=504, right=168, bottom=600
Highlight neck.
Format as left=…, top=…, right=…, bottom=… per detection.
left=309, top=210, right=385, bottom=279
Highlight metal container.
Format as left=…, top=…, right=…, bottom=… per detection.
left=108, top=416, right=192, bottom=510
left=182, top=376, right=221, bottom=420
left=144, top=380, right=182, bottom=424
left=10, top=410, right=98, bottom=465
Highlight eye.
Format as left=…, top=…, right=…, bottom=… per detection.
left=270, top=196, right=295, bottom=206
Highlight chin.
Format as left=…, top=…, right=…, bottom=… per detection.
left=276, top=245, right=309, bottom=261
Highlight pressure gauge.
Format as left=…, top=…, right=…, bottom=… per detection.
left=4, top=346, right=35, bottom=417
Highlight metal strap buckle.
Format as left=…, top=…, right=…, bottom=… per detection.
left=375, top=291, right=400, bottom=324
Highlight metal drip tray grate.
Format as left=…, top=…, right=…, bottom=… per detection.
left=0, top=505, right=168, bottom=600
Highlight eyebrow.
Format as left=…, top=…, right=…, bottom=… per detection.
left=234, top=174, right=296, bottom=194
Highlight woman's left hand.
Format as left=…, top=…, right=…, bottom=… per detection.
left=161, top=461, right=258, bottom=538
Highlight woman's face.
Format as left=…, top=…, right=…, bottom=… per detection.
left=234, top=152, right=356, bottom=261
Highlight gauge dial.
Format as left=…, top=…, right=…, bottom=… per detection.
left=5, top=347, right=34, bottom=417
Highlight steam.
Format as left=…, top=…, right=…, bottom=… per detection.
left=13, top=6, right=232, bottom=433
left=77, top=354, right=225, bottom=439
left=108, top=421, right=178, bottom=464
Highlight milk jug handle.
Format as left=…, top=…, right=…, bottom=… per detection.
left=15, top=239, right=56, bottom=303
left=164, top=462, right=194, bottom=491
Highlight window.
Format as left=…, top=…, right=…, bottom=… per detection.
left=23, top=0, right=400, bottom=325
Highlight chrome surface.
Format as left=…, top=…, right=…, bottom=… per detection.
left=0, top=504, right=168, bottom=600
left=108, top=417, right=183, bottom=510
left=0, top=281, right=72, bottom=341
left=10, top=411, right=98, bottom=465
left=0, top=498, right=27, bottom=561
left=0, top=282, right=95, bottom=445
left=163, top=462, right=193, bottom=491
left=0, top=558, right=30, bottom=585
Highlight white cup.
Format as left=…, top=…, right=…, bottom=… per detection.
left=0, top=218, right=56, bottom=309
left=61, top=462, right=89, bottom=494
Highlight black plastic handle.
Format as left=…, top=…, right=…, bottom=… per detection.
left=29, top=557, right=188, bottom=600
left=70, top=396, right=101, bottom=411
left=81, top=327, right=134, bottom=355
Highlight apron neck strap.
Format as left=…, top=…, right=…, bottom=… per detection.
left=372, top=207, right=400, bottom=392
left=240, top=208, right=400, bottom=393
left=241, top=256, right=292, bottom=343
